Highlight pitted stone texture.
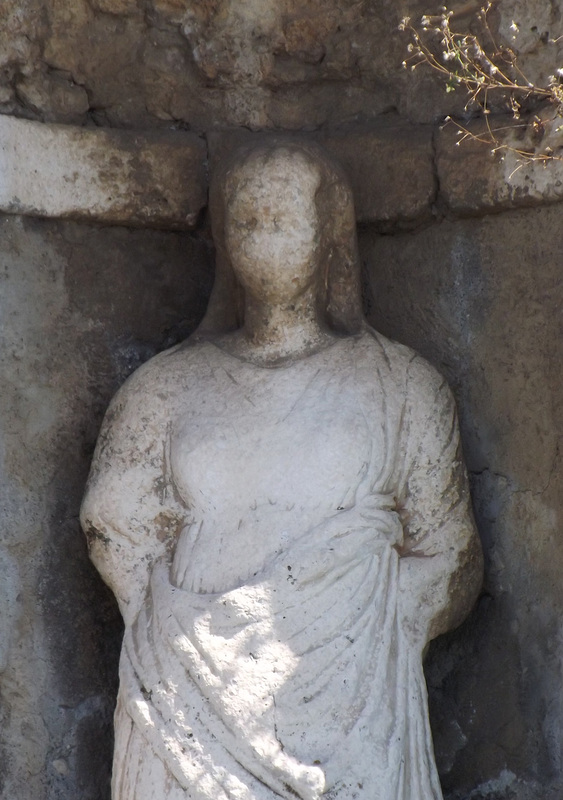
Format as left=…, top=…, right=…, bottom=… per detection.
left=207, top=121, right=435, bottom=227
left=0, top=213, right=212, bottom=800
left=496, top=0, right=563, bottom=93
left=0, top=116, right=206, bottom=228
left=320, top=122, right=435, bottom=225
left=361, top=204, right=563, bottom=799
left=436, top=113, right=563, bottom=215
left=0, top=0, right=467, bottom=130
left=179, top=0, right=364, bottom=88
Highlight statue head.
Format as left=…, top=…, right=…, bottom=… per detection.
left=223, top=147, right=322, bottom=307
left=200, top=139, right=364, bottom=335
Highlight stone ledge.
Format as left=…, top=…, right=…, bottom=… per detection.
left=319, top=123, right=435, bottom=225
left=436, top=113, right=563, bottom=215
left=208, top=122, right=436, bottom=227
left=3, top=113, right=563, bottom=231
left=0, top=115, right=207, bottom=229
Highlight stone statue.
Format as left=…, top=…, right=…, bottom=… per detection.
left=81, top=141, right=482, bottom=800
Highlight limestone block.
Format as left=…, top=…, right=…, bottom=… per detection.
left=16, top=71, right=90, bottom=124
left=208, top=121, right=435, bottom=226
left=320, top=122, right=435, bottom=225
left=496, top=0, right=563, bottom=90
left=0, top=114, right=206, bottom=228
left=436, top=113, right=563, bottom=215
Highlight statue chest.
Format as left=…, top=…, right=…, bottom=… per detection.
left=169, top=356, right=377, bottom=519
left=167, top=353, right=386, bottom=593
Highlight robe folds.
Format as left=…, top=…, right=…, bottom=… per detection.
left=83, top=330, right=477, bottom=800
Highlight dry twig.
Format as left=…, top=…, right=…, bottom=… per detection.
left=400, top=2, right=563, bottom=165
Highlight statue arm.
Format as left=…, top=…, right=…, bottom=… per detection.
left=396, top=358, right=483, bottom=646
left=80, top=361, right=184, bottom=626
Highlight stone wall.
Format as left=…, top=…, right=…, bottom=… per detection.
left=4, top=0, right=563, bottom=131
left=0, top=218, right=212, bottom=799
left=1, top=1, right=563, bottom=798
left=363, top=207, right=563, bottom=799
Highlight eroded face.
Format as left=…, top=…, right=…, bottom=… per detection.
left=225, top=151, right=322, bottom=303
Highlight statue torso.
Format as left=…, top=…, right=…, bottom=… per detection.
left=169, top=339, right=378, bottom=594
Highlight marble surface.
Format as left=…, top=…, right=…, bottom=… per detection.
left=81, top=142, right=482, bottom=799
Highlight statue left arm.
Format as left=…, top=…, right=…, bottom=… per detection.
left=396, top=357, right=483, bottom=646
left=81, top=356, right=185, bottom=626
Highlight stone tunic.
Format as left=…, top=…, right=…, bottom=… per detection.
left=81, top=329, right=475, bottom=800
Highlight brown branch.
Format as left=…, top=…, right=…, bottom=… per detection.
left=400, top=4, right=563, bottom=168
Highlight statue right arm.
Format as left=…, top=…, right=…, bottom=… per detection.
left=396, top=356, right=482, bottom=647
left=80, top=359, right=185, bottom=626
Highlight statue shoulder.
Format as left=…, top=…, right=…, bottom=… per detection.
left=358, top=326, right=448, bottom=393
left=109, top=338, right=213, bottom=420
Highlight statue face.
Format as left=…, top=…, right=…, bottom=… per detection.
left=225, top=151, right=322, bottom=303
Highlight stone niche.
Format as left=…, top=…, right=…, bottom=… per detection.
left=363, top=206, right=563, bottom=800
left=0, top=214, right=213, bottom=799
left=1, top=0, right=563, bottom=798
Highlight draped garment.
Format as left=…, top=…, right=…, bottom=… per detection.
left=95, top=331, right=466, bottom=800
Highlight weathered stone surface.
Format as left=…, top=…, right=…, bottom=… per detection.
left=0, top=0, right=46, bottom=117
left=437, top=113, right=563, bottom=215
left=320, top=122, right=435, bottom=225
left=89, top=0, right=139, bottom=15
left=3, top=0, right=562, bottom=132
left=496, top=0, right=563, bottom=94
left=361, top=204, right=563, bottom=799
left=0, top=115, right=207, bottom=228
left=9, top=109, right=563, bottom=231
left=16, top=71, right=90, bottom=124
left=207, top=120, right=435, bottom=226
left=81, top=142, right=481, bottom=800
left=0, top=213, right=213, bottom=800
left=11, top=111, right=563, bottom=230
left=0, top=0, right=463, bottom=130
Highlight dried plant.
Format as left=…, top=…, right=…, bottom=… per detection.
left=400, top=2, right=563, bottom=167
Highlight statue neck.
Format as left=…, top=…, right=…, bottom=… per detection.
left=238, top=285, right=333, bottom=364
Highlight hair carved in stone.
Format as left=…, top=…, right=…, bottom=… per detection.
left=81, top=140, right=483, bottom=800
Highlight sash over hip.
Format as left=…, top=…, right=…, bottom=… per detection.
left=117, top=494, right=442, bottom=800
